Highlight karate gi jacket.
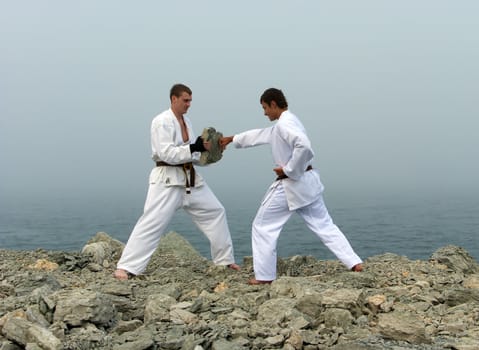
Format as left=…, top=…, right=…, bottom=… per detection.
left=149, top=108, right=205, bottom=188
left=232, top=110, right=324, bottom=210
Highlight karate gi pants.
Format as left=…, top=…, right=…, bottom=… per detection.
left=252, top=182, right=362, bottom=281
left=117, top=182, right=235, bottom=275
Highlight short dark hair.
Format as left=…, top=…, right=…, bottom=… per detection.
left=260, top=88, right=288, bottom=109
left=170, top=84, right=192, bottom=100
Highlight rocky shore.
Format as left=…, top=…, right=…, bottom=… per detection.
left=1, top=232, right=479, bottom=350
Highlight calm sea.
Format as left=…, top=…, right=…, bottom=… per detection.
left=1, top=191, right=478, bottom=263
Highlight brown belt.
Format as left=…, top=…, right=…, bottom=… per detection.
left=276, top=165, right=313, bottom=181
left=156, top=161, right=195, bottom=194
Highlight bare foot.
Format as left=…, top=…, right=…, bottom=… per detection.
left=113, top=269, right=130, bottom=280
left=248, top=278, right=273, bottom=285
left=228, top=263, right=241, bottom=271
left=351, top=263, right=363, bottom=272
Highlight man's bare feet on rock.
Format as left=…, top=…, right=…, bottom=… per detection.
left=113, top=269, right=131, bottom=280
left=228, top=263, right=241, bottom=271
left=248, top=278, right=273, bottom=285
left=351, top=263, right=363, bottom=272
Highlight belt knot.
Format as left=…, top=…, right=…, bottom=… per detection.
left=155, top=161, right=195, bottom=193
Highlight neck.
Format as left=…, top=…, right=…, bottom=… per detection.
left=275, top=108, right=287, bottom=120
left=171, top=107, right=183, bottom=120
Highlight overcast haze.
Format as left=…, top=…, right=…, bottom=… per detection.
left=1, top=1, right=478, bottom=204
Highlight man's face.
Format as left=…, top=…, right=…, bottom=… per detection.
left=172, top=92, right=192, bottom=116
left=261, top=101, right=279, bottom=121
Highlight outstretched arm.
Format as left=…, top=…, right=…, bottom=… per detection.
left=220, top=127, right=273, bottom=150
left=219, top=136, right=234, bottom=150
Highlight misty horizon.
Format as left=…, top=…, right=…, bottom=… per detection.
left=2, top=1, right=478, bottom=206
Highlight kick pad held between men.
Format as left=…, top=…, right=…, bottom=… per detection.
left=198, top=127, right=224, bottom=165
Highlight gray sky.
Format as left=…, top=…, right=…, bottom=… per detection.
left=1, top=0, right=478, bottom=201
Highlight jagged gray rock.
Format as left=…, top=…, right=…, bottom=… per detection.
left=2, top=315, right=61, bottom=350
left=1, top=232, right=479, bottom=349
left=81, top=231, right=125, bottom=267
left=52, top=289, right=117, bottom=327
left=430, top=245, right=479, bottom=274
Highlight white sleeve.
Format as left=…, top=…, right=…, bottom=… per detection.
left=232, top=126, right=274, bottom=148
left=151, top=117, right=193, bottom=164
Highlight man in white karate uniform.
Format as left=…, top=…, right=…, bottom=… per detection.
left=114, top=83, right=240, bottom=280
left=220, top=88, right=362, bottom=285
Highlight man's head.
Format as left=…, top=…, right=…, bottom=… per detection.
left=260, top=88, right=288, bottom=121
left=170, top=83, right=192, bottom=117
